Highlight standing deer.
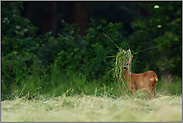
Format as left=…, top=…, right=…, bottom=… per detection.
left=123, top=55, right=158, bottom=98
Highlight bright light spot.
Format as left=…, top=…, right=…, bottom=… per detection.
left=154, top=5, right=159, bottom=9
left=24, top=28, right=29, bottom=32
left=3, top=18, right=9, bottom=24
left=157, top=25, right=162, bottom=28
left=16, top=26, right=20, bottom=30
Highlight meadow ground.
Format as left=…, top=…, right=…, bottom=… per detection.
left=1, top=93, right=182, bottom=122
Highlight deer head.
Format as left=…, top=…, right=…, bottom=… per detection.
left=123, top=55, right=133, bottom=70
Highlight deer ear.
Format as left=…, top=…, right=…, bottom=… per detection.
left=130, top=55, right=133, bottom=62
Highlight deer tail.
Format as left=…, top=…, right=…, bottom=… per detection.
left=150, top=77, right=158, bottom=82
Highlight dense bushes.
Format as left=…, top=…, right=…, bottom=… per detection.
left=55, top=19, right=126, bottom=80
left=1, top=3, right=127, bottom=99
left=1, top=2, right=182, bottom=100
left=127, top=2, right=181, bottom=77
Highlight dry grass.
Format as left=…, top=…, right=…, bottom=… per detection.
left=1, top=94, right=182, bottom=122
left=113, top=48, right=132, bottom=82
left=111, top=48, right=133, bottom=94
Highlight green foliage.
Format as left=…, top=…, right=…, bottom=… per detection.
left=1, top=2, right=40, bottom=99
left=1, top=2, right=37, bottom=39
left=157, top=76, right=182, bottom=96
left=128, top=2, right=181, bottom=77
left=1, top=2, right=182, bottom=101
left=1, top=6, right=128, bottom=99
left=55, top=19, right=127, bottom=81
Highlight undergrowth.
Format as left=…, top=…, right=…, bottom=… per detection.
left=2, top=68, right=182, bottom=101
left=1, top=70, right=182, bottom=122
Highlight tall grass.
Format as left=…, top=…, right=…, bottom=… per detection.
left=4, top=65, right=181, bottom=101
left=1, top=66, right=182, bottom=122
left=112, top=49, right=132, bottom=95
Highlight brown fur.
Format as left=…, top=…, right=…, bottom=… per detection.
left=123, top=56, right=158, bottom=98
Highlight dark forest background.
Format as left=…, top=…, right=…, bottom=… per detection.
left=1, top=2, right=182, bottom=100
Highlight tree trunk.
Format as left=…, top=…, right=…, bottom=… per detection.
left=68, top=2, right=88, bottom=37
left=23, top=2, right=34, bottom=21
left=42, top=2, right=57, bottom=38
left=138, top=2, right=149, bottom=18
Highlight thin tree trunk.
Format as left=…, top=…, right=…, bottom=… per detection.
left=42, top=2, right=57, bottom=38
left=138, top=2, right=149, bottom=17
left=23, top=2, right=34, bottom=21
left=68, top=2, right=88, bottom=37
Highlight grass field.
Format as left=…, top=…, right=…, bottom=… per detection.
left=1, top=92, right=182, bottom=122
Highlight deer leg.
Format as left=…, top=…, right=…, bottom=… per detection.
left=131, top=88, right=136, bottom=95
left=145, top=87, right=154, bottom=98
left=129, top=82, right=137, bottom=95
left=153, top=81, right=157, bottom=97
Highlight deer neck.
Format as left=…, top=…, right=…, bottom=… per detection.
left=123, top=68, right=132, bottom=82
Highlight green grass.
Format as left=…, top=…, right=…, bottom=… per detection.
left=1, top=92, right=182, bottom=122
left=1, top=68, right=182, bottom=122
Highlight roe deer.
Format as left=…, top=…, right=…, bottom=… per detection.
left=123, top=55, right=158, bottom=98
